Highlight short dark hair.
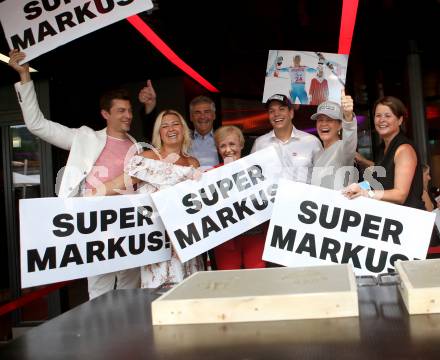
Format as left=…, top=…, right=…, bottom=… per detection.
left=99, top=89, right=130, bottom=112
left=373, top=96, right=408, bottom=120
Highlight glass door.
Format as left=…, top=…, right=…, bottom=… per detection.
left=0, top=116, right=59, bottom=338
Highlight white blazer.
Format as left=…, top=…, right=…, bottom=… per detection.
left=14, top=81, right=139, bottom=197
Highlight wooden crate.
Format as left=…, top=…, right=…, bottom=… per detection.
left=153, top=318, right=361, bottom=351
left=151, top=264, right=358, bottom=325
left=395, top=259, right=440, bottom=315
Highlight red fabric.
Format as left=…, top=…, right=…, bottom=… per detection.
left=309, top=79, right=329, bottom=105
left=428, top=246, right=440, bottom=254
left=0, top=282, right=69, bottom=316
left=214, top=231, right=266, bottom=270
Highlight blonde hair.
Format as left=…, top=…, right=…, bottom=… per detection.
left=151, top=110, right=192, bottom=155
left=214, top=126, right=245, bottom=148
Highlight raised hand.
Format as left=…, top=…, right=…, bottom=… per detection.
left=8, top=49, right=31, bottom=83
left=138, top=80, right=157, bottom=115
left=340, top=89, right=354, bottom=122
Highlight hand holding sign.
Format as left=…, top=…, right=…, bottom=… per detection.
left=341, top=89, right=354, bottom=122
left=138, top=80, right=157, bottom=115
left=342, top=182, right=368, bottom=199
left=8, top=49, right=31, bottom=83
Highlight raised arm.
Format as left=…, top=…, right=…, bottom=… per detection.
left=9, top=50, right=77, bottom=150
left=340, top=90, right=357, bottom=155
left=8, top=49, right=31, bottom=84
left=138, top=80, right=157, bottom=115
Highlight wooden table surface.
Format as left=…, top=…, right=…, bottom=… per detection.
left=1, top=285, right=440, bottom=359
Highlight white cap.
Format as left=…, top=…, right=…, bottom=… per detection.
left=311, top=101, right=342, bottom=121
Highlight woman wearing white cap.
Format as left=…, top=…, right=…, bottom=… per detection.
left=310, top=91, right=357, bottom=190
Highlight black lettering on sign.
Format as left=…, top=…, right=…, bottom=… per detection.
left=55, top=11, right=76, bottom=32
left=147, top=231, right=164, bottom=251
left=365, top=248, right=387, bottom=273
left=53, top=213, right=74, bottom=237
left=361, top=214, right=381, bottom=239
left=129, top=233, right=145, bottom=254
left=174, top=223, right=201, bottom=249
left=270, top=225, right=296, bottom=252
left=38, top=20, right=57, bottom=42
left=340, top=210, right=361, bottom=232
left=267, top=183, right=278, bottom=203
left=201, top=216, right=221, bottom=238
left=101, top=209, right=117, bottom=231
left=295, top=233, right=316, bottom=257
left=75, top=2, right=98, bottom=23
left=216, top=178, right=233, bottom=199
left=232, top=198, right=255, bottom=220
left=297, top=200, right=318, bottom=224
left=42, top=0, right=63, bottom=12
left=199, top=184, right=219, bottom=206
left=24, top=1, right=43, bottom=20
left=319, top=237, right=340, bottom=263
left=94, top=0, right=115, bottom=14
left=137, top=206, right=153, bottom=226
left=232, top=170, right=251, bottom=191
left=381, top=219, right=403, bottom=245
left=341, top=242, right=363, bottom=269
left=247, top=165, right=265, bottom=185
left=77, top=211, right=97, bottom=234
left=86, top=241, right=106, bottom=263
left=120, top=207, right=135, bottom=228
left=182, top=193, right=202, bottom=214
left=11, top=29, right=36, bottom=50
left=216, top=206, right=238, bottom=228
left=116, top=0, right=135, bottom=5
left=60, top=244, right=84, bottom=267
left=27, top=246, right=56, bottom=272
left=108, top=236, right=127, bottom=259
left=319, top=205, right=340, bottom=229
left=250, top=190, right=268, bottom=211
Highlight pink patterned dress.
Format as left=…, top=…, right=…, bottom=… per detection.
left=125, top=155, right=205, bottom=288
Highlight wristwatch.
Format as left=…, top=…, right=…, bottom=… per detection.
left=367, top=190, right=375, bottom=199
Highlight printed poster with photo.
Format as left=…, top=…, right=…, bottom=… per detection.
left=263, top=50, right=349, bottom=105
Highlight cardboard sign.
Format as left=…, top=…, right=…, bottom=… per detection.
left=151, top=147, right=283, bottom=263
left=263, top=179, right=436, bottom=276
left=20, top=193, right=168, bottom=288
left=0, top=0, right=153, bottom=63
left=263, top=50, right=348, bottom=105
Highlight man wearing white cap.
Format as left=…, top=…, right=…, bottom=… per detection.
left=251, top=94, right=322, bottom=183
left=310, top=91, right=357, bottom=190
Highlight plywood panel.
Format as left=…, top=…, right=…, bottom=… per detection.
left=152, top=264, right=358, bottom=325
left=395, top=259, right=440, bottom=315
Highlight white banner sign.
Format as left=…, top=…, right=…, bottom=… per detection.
left=20, top=193, right=168, bottom=288
left=0, top=0, right=153, bottom=63
left=263, top=179, right=436, bottom=276
left=151, top=147, right=283, bottom=263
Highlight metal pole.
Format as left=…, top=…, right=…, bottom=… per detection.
left=407, top=40, right=429, bottom=164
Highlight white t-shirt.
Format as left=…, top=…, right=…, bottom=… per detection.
left=251, top=126, right=322, bottom=183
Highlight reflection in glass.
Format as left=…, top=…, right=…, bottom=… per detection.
left=10, top=125, right=47, bottom=322
left=11, top=125, right=41, bottom=199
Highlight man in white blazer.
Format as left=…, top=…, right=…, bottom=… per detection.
left=8, top=49, right=156, bottom=299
